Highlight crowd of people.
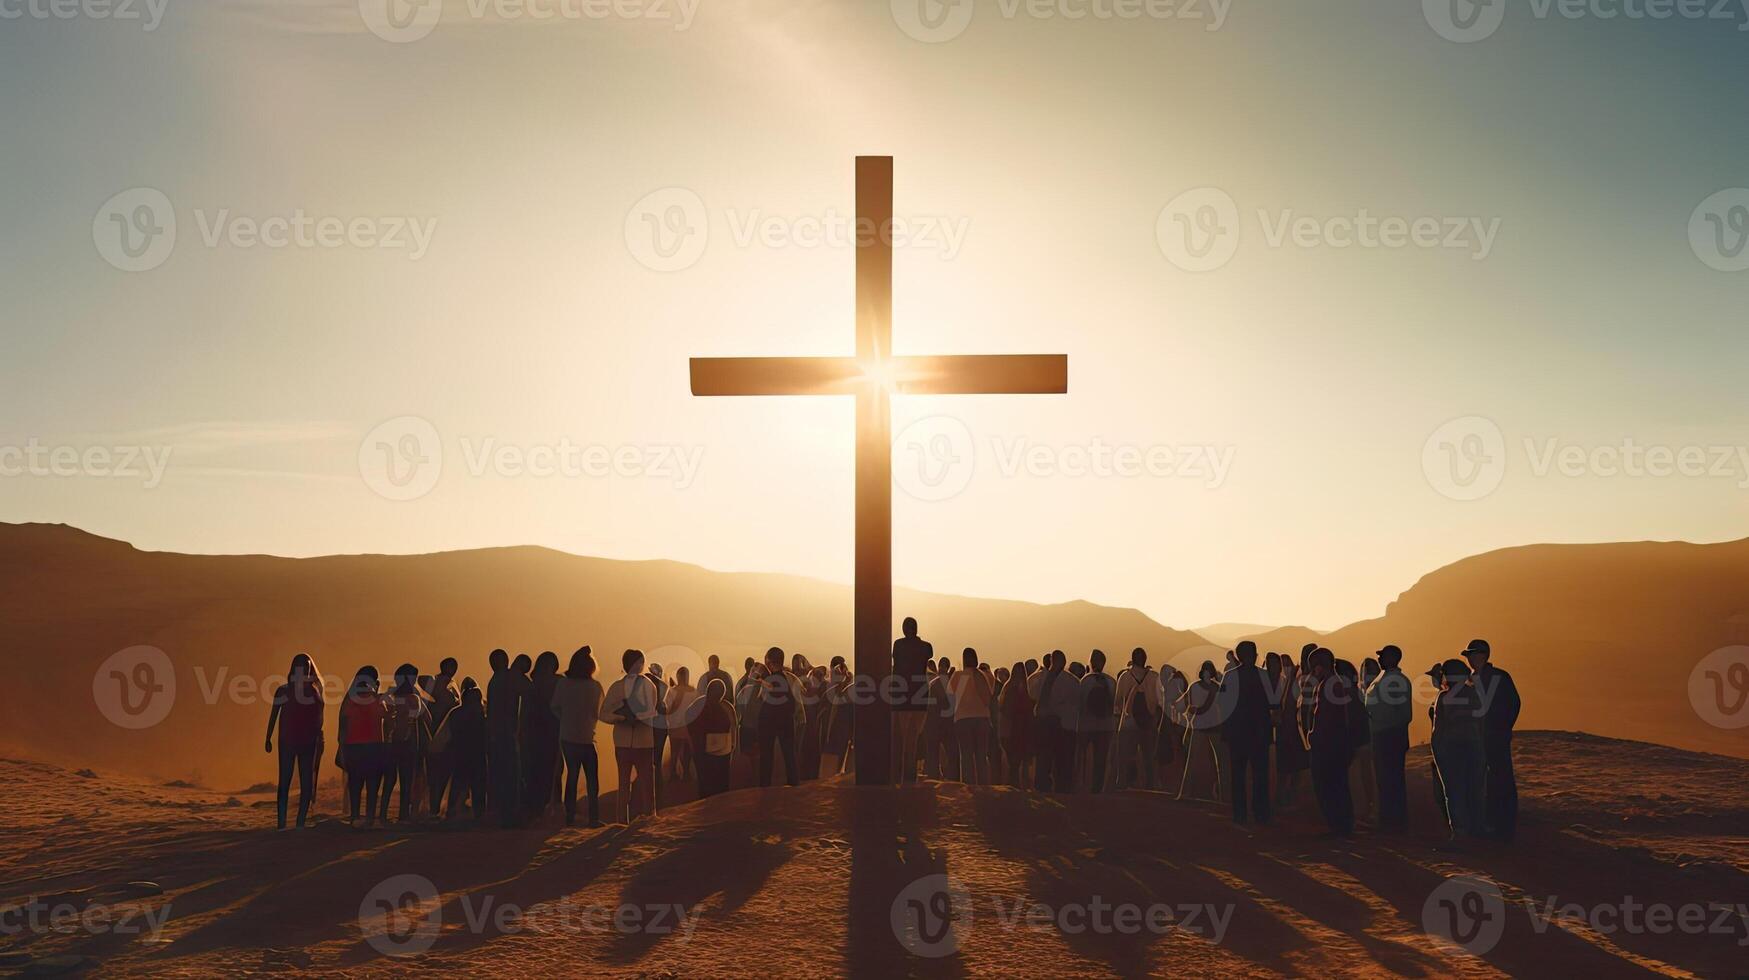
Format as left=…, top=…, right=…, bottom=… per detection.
left=261, top=621, right=1520, bottom=844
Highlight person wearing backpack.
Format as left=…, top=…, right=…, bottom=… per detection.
left=603, top=649, right=659, bottom=822
left=1218, top=641, right=1276, bottom=825
left=1027, top=651, right=1079, bottom=792
left=1114, top=648, right=1162, bottom=790
left=1077, top=650, right=1118, bottom=793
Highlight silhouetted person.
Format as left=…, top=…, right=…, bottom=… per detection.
left=552, top=646, right=604, bottom=827
left=1432, top=657, right=1488, bottom=839
left=949, top=647, right=994, bottom=784
left=1115, top=648, right=1161, bottom=790
left=381, top=663, right=429, bottom=823
left=1158, top=665, right=1188, bottom=790
left=690, top=677, right=736, bottom=797
left=1273, top=647, right=1315, bottom=808
left=437, top=685, right=488, bottom=822
left=265, top=652, right=325, bottom=830
left=1307, top=648, right=1354, bottom=836
left=736, top=658, right=760, bottom=762
left=798, top=662, right=825, bottom=781
left=667, top=666, right=699, bottom=781
left=1365, top=645, right=1413, bottom=832
left=820, top=659, right=854, bottom=778
left=1028, top=650, right=1079, bottom=792
left=1078, top=649, right=1117, bottom=793
left=604, top=649, right=658, bottom=821
left=1176, top=662, right=1224, bottom=802
left=756, top=646, right=802, bottom=787
left=422, top=657, right=461, bottom=814
left=701, top=654, right=733, bottom=706
left=890, top=617, right=934, bottom=784
left=523, top=651, right=562, bottom=820
left=1220, top=641, right=1276, bottom=824
left=1463, top=639, right=1520, bottom=842
left=1334, top=659, right=1375, bottom=825
left=338, top=665, right=389, bottom=829
left=922, top=657, right=959, bottom=780
left=646, top=662, right=670, bottom=809
left=485, top=649, right=523, bottom=827
left=999, top=660, right=1033, bottom=786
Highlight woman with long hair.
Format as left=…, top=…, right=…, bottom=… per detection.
left=380, top=663, right=430, bottom=823
left=523, top=651, right=563, bottom=820
left=999, top=660, right=1033, bottom=787
left=338, top=666, right=390, bottom=828
left=265, top=653, right=325, bottom=830
left=1176, top=661, right=1224, bottom=802
left=551, top=647, right=604, bottom=827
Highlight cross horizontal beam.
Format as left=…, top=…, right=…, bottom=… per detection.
left=690, top=354, right=1067, bottom=397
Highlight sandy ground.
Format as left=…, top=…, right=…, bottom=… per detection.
left=2, top=732, right=1745, bottom=978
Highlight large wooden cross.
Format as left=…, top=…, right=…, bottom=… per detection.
left=689, top=156, right=1068, bottom=785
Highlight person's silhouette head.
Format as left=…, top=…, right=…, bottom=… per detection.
left=1051, top=650, right=1066, bottom=671
left=708, top=654, right=720, bottom=670
left=393, top=662, right=418, bottom=694
left=567, top=647, right=596, bottom=679
left=937, top=656, right=951, bottom=675
left=287, top=652, right=317, bottom=686
left=438, top=657, right=459, bottom=678
left=902, top=617, right=918, bottom=638
left=1334, top=659, right=1358, bottom=684
left=1310, top=647, right=1335, bottom=677
left=1130, top=647, right=1147, bottom=669
left=962, top=647, right=979, bottom=669
left=1236, top=640, right=1258, bottom=666
left=535, top=651, right=559, bottom=677
left=349, top=665, right=379, bottom=700
left=765, top=646, right=785, bottom=670
left=623, top=649, right=645, bottom=675
left=706, top=678, right=728, bottom=703
left=1265, top=651, right=1282, bottom=676
left=1090, top=649, right=1107, bottom=673
left=512, top=654, right=531, bottom=676
left=743, top=656, right=756, bottom=674
left=1377, top=645, right=1402, bottom=670
left=1461, top=639, right=1491, bottom=669
left=676, top=666, right=690, bottom=686
left=1441, top=658, right=1471, bottom=689
left=1361, top=657, right=1381, bottom=687
left=1070, top=662, right=1087, bottom=678
left=648, top=662, right=664, bottom=681
left=1027, top=658, right=1040, bottom=673
left=1300, top=642, right=1318, bottom=669
left=830, top=655, right=846, bottom=669
left=489, top=648, right=508, bottom=672
left=461, top=686, right=482, bottom=709
left=1198, top=660, right=1218, bottom=683
left=460, top=676, right=478, bottom=694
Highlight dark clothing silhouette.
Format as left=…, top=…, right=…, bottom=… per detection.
left=1473, top=663, right=1520, bottom=842
left=439, top=697, right=488, bottom=821
left=486, top=668, right=525, bottom=827
left=891, top=636, right=935, bottom=712
left=1372, top=726, right=1410, bottom=831
left=1220, top=665, right=1276, bottom=823
left=560, top=741, right=600, bottom=826
left=1309, top=675, right=1354, bottom=835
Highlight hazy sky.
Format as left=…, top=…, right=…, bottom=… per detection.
left=3, top=0, right=1747, bottom=630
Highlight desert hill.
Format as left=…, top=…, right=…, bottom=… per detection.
left=0, top=523, right=1209, bottom=788
left=1236, top=539, right=1749, bottom=759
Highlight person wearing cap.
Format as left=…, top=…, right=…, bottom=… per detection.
left=1431, top=657, right=1488, bottom=838
left=1462, top=639, right=1521, bottom=843
left=1364, top=645, right=1414, bottom=832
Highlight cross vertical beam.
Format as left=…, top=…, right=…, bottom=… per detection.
left=853, top=155, right=893, bottom=786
